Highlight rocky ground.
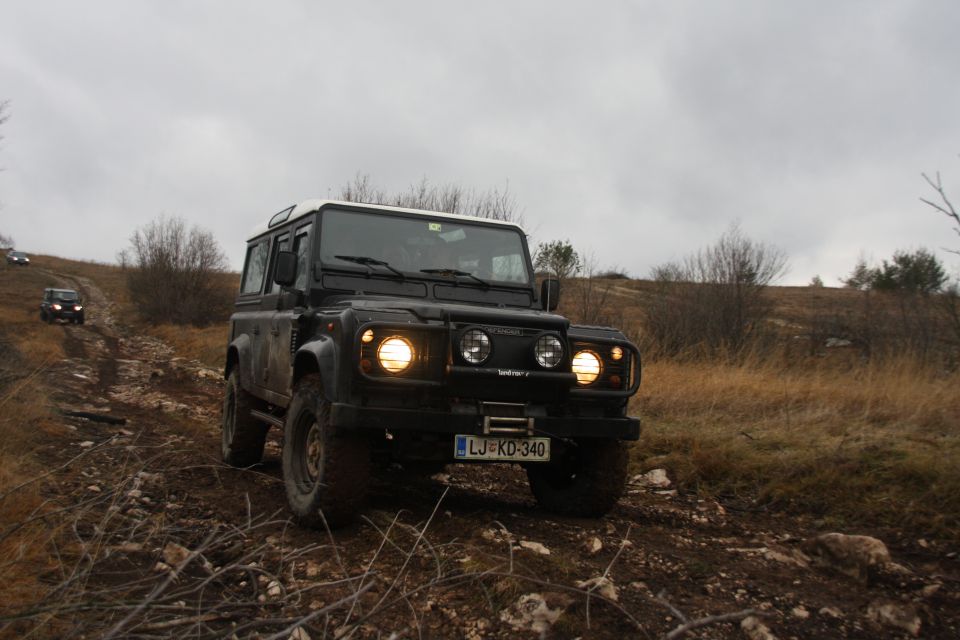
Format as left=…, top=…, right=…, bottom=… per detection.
left=4, top=271, right=958, bottom=638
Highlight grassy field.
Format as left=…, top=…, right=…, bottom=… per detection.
left=633, top=357, right=959, bottom=535
left=0, top=261, right=73, bottom=612
left=5, top=256, right=959, bottom=539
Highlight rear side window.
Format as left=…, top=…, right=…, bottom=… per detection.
left=240, top=241, right=269, bottom=295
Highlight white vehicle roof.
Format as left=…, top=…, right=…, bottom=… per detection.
left=246, top=199, right=525, bottom=242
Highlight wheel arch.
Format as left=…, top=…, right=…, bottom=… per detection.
left=293, top=337, right=339, bottom=401
left=225, top=333, right=252, bottom=389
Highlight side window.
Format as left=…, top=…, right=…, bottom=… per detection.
left=240, top=240, right=269, bottom=295
left=293, top=224, right=312, bottom=291
left=267, top=233, right=291, bottom=294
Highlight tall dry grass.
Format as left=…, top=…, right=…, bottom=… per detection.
left=0, top=262, right=75, bottom=617
left=633, top=353, right=960, bottom=535
left=149, top=323, right=229, bottom=369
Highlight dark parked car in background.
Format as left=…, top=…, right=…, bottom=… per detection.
left=40, top=288, right=85, bottom=324
left=6, top=250, right=30, bottom=266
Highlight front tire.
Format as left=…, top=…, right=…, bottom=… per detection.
left=526, top=439, right=628, bottom=517
left=221, top=370, right=268, bottom=467
left=282, top=374, right=369, bottom=528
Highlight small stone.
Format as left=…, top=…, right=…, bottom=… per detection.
left=802, top=533, right=892, bottom=583
left=920, top=583, right=941, bottom=597
left=584, top=536, right=603, bottom=556
left=917, top=538, right=929, bottom=549
left=162, top=542, right=190, bottom=566
left=126, top=489, right=143, bottom=499
left=289, top=628, right=311, bottom=640
left=791, top=605, right=810, bottom=619
left=78, top=441, right=95, bottom=448
left=575, top=576, right=618, bottom=602
left=87, top=485, right=101, bottom=493
left=741, top=616, right=777, bottom=640
left=866, top=600, right=921, bottom=636
left=632, top=468, right=671, bottom=488
left=819, top=606, right=844, bottom=618
left=267, top=580, right=282, bottom=597
left=519, top=540, right=550, bottom=555
left=154, top=561, right=172, bottom=573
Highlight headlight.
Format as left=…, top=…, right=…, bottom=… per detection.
left=534, top=334, right=563, bottom=368
left=571, top=350, right=602, bottom=385
left=74, top=305, right=83, bottom=311
left=460, top=329, right=491, bottom=364
left=52, top=304, right=62, bottom=310
left=377, top=337, right=413, bottom=373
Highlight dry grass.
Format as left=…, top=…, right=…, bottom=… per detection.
left=0, top=262, right=75, bottom=619
left=632, top=355, right=960, bottom=535
left=148, top=323, right=229, bottom=369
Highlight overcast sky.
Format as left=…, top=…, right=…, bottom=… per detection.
left=2, top=0, right=959, bottom=285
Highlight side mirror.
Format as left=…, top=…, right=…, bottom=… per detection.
left=540, top=278, right=560, bottom=311
left=274, top=251, right=298, bottom=288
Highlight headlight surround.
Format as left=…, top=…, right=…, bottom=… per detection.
left=377, top=336, right=414, bottom=373
left=571, top=350, right=602, bottom=385
left=460, top=329, right=492, bottom=365
left=534, top=334, right=564, bottom=368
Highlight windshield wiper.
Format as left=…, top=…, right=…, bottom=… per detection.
left=420, top=268, right=489, bottom=289
left=334, top=255, right=405, bottom=279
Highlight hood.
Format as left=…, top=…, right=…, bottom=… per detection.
left=335, top=298, right=569, bottom=331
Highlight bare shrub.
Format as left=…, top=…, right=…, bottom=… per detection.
left=644, top=223, right=788, bottom=359
left=567, top=253, right=616, bottom=327
left=339, top=173, right=523, bottom=225
left=809, top=287, right=958, bottom=366
left=121, top=216, right=231, bottom=326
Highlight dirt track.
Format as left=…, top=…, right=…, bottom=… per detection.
left=10, top=270, right=959, bottom=638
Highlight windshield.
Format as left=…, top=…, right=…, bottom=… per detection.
left=55, top=291, right=78, bottom=301
left=319, top=209, right=530, bottom=285
left=11, top=252, right=25, bottom=257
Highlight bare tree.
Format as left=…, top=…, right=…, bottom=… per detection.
left=0, top=232, right=13, bottom=249
left=921, top=165, right=960, bottom=255
left=568, top=251, right=614, bottom=326
left=123, top=216, right=231, bottom=325
left=644, top=223, right=788, bottom=358
left=338, top=174, right=523, bottom=225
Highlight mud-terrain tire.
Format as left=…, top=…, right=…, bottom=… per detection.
left=221, top=370, right=268, bottom=467
left=283, top=374, right=369, bottom=528
left=526, top=439, right=628, bottom=517
left=39, top=309, right=46, bottom=322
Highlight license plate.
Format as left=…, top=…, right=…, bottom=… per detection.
left=454, top=435, right=550, bottom=462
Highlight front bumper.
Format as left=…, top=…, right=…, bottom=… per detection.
left=330, top=403, right=640, bottom=441
left=51, top=310, right=82, bottom=319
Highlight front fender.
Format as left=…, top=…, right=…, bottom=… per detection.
left=293, top=336, right=339, bottom=402
left=225, top=333, right=254, bottom=391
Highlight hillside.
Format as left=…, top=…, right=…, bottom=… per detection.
left=0, top=255, right=957, bottom=638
